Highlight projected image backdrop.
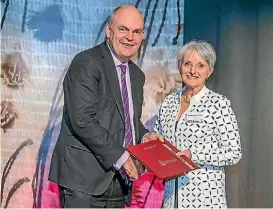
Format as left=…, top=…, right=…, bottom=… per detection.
left=1, top=0, right=183, bottom=207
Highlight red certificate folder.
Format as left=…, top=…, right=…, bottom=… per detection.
left=126, top=139, right=199, bottom=180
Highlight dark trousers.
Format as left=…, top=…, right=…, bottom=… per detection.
left=59, top=175, right=126, bottom=208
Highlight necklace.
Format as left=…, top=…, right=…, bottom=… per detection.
left=182, top=93, right=190, bottom=103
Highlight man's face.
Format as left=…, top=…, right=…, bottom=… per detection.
left=106, top=7, right=144, bottom=62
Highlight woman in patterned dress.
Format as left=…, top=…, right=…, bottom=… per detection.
left=154, top=40, right=242, bottom=208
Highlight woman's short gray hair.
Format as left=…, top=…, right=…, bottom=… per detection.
left=178, top=40, right=216, bottom=71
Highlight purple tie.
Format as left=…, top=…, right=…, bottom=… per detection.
left=118, top=66, right=145, bottom=185
left=119, top=64, right=134, bottom=180
left=120, top=64, right=133, bottom=147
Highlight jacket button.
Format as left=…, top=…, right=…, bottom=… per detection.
left=96, top=155, right=103, bottom=162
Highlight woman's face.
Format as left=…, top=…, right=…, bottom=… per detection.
left=180, top=50, right=213, bottom=89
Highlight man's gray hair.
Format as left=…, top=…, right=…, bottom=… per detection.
left=107, top=6, right=122, bottom=25
left=178, top=40, right=216, bottom=70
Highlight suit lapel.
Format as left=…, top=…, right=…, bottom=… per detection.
left=128, top=62, right=140, bottom=120
left=128, top=61, right=141, bottom=140
left=99, top=42, right=125, bottom=121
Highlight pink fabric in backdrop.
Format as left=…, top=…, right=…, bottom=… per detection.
left=41, top=182, right=60, bottom=208
left=125, top=171, right=164, bottom=208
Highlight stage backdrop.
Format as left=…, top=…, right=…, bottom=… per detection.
left=1, top=0, right=183, bottom=207
left=184, top=0, right=273, bottom=207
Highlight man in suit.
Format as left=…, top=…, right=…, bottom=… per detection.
left=49, top=5, right=163, bottom=208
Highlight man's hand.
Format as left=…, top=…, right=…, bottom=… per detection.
left=143, top=132, right=164, bottom=143
left=176, top=149, right=192, bottom=159
left=123, top=156, right=139, bottom=180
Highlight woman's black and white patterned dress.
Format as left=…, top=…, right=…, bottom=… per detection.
left=154, top=86, right=242, bottom=208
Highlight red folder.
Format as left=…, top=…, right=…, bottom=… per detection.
left=126, top=139, right=199, bottom=180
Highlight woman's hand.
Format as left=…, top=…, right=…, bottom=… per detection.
left=176, top=149, right=192, bottom=159
left=143, top=132, right=164, bottom=143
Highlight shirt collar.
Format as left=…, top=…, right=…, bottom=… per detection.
left=191, top=85, right=208, bottom=101
left=176, top=85, right=208, bottom=103
left=107, top=43, right=128, bottom=68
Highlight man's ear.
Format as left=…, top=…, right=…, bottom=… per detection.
left=105, top=24, right=111, bottom=39
left=141, top=30, right=145, bottom=40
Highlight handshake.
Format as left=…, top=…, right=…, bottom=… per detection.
left=123, top=132, right=196, bottom=181
left=123, top=132, right=164, bottom=180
